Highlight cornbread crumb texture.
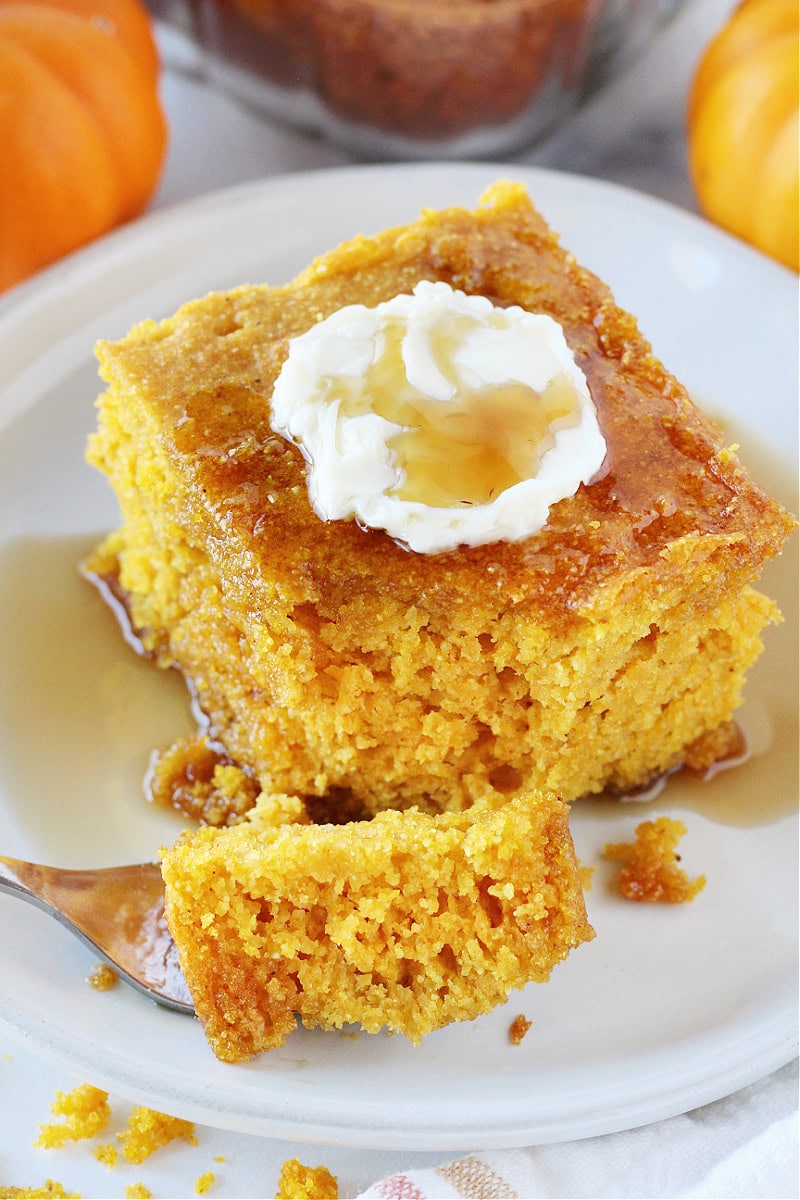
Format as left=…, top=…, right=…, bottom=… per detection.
left=116, top=1107, right=197, bottom=1165
left=34, top=1082, right=197, bottom=1169
left=93, top=1144, right=118, bottom=1169
left=87, top=180, right=795, bottom=820
left=605, top=818, right=706, bottom=903
left=147, top=734, right=260, bottom=827
left=7, top=1084, right=205, bottom=1200
left=87, top=962, right=119, bottom=992
left=275, top=1158, right=339, bottom=1200
left=162, top=791, right=593, bottom=1062
left=0, top=1184, right=79, bottom=1199
left=34, top=1086, right=110, bottom=1149
left=509, top=1014, right=533, bottom=1045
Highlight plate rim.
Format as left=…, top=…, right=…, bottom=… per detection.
left=0, top=992, right=796, bottom=1149
left=2, top=159, right=797, bottom=332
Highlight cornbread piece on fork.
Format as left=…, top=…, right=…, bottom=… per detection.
left=161, top=791, right=592, bottom=1062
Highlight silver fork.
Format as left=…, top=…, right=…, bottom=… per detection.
left=0, top=856, right=194, bottom=1014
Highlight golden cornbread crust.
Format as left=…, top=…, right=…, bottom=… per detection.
left=161, top=791, right=592, bottom=1062
left=86, top=181, right=794, bottom=816
left=0, top=1185, right=79, bottom=1198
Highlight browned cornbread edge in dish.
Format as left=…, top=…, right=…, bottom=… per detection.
left=160, top=790, right=593, bottom=1062
left=86, top=181, right=796, bottom=816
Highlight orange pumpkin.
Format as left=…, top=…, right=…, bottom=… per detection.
left=687, top=0, right=799, bottom=271
left=1, top=0, right=161, bottom=80
left=0, top=0, right=166, bottom=294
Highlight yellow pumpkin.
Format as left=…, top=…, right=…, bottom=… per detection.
left=687, top=0, right=799, bottom=271
left=0, top=0, right=167, bottom=294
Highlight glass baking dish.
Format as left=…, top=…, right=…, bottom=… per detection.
left=151, top=0, right=686, bottom=159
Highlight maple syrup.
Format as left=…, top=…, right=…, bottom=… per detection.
left=0, top=534, right=194, bottom=864
left=332, top=317, right=582, bottom=508
left=0, top=455, right=794, bottom=843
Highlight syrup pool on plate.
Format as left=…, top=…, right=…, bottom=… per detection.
left=0, top=534, right=194, bottom=863
left=0, top=505, right=794, bottom=838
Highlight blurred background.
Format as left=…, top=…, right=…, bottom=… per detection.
left=1, top=0, right=797, bottom=296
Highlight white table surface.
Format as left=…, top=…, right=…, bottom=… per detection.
left=1, top=2, right=797, bottom=1196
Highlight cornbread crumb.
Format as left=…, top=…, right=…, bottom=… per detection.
left=195, top=1172, right=215, bottom=1195
left=0, top=1184, right=79, bottom=1198
left=35, top=1085, right=110, bottom=1149
left=275, top=1158, right=338, bottom=1200
left=117, top=1106, right=197, bottom=1164
left=125, top=1187, right=152, bottom=1200
left=147, top=734, right=260, bottom=826
left=509, top=1014, right=532, bottom=1045
left=579, top=863, right=595, bottom=891
left=93, top=1143, right=118, bottom=1169
left=604, top=818, right=706, bottom=903
left=87, top=962, right=119, bottom=992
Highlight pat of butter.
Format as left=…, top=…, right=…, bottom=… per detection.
left=270, top=281, right=606, bottom=554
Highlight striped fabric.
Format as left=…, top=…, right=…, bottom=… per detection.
left=359, top=1151, right=533, bottom=1199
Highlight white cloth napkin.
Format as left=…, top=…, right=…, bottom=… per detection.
left=355, top=1060, right=798, bottom=1199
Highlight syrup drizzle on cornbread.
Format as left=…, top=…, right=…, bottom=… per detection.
left=269, top=280, right=606, bottom=553
left=333, top=317, right=581, bottom=509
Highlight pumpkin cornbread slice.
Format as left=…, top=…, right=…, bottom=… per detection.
left=161, top=791, right=592, bottom=1062
left=86, top=181, right=795, bottom=816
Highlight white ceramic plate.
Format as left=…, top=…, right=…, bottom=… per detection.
left=0, top=164, right=796, bottom=1150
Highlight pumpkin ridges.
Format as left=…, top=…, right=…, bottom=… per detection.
left=0, top=5, right=167, bottom=223
left=687, top=0, right=797, bottom=128
left=688, top=33, right=798, bottom=260
left=752, top=110, right=800, bottom=271
left=0, top=39, right=119, bottom=291
left=737, top=0, right=792, bottom=13
left=0, top=0, right=160, bottom=81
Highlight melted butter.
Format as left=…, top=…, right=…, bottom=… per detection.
left=270, top=281, right=606, bottom=553
left=332, top=317, right=581, bottom=508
